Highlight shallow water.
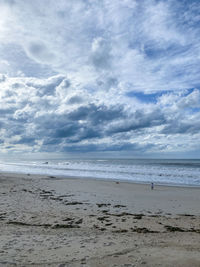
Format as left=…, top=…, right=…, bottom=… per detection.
left=0, top=158, right=200, bottom=187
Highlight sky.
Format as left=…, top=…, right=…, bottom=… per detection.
left=0, top=0, right=200, bottom=159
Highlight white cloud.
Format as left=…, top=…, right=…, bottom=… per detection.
left=0, top=0, right=200, bottom=156
left=178, top=89, right=200, bottom=109
left=0, top=74, right=199, bottom=155
left=0, top=0, right=199, bottom=92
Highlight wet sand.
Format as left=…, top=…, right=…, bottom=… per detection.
left=0, top=172, right=200, bottom=266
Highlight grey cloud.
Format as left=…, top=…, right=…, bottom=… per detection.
left=42, top=138, right=62, bottom=146
left=0, top=1, right=200, bottom=156
left=65, top=127, right=102, bottom=143
left=55, top=78, right=71, bottom=98
left=3, top=123, right=26, bottom=137
left=26, top=41, right=56, bottom=64
left=26, top=75, right=65, bottom=96
left=68, top=104, right=125, bottom=125
left=5, top=146, right=14, bottom=149
left=62, top=79, right=71, bottom=88
left=1, top=75, right=200, bottom=155
left=177, top=89, right=200, bottom=109
left=67, top=96, right=83, bottom=104
left=108, top=109, right=166, bottom=134
left=52, top=124, right=79, bottom=139
left=12, top=83, right=24, bottom=89
left=0, top=0, right=16, bottom=5
left=61, top=142, right=155, bottom=153
left=43, top=124, right=101, bottom=145
left=32, top=103, right=125, bottom=148
left=13, top=109, right=32, bottom=123
left=0, top=107, right=16, bottom=116
left=91, top=37, right=112, bottom=70
left=2, top=0, right=200, bottom=93
left=0, top=43, right=56, bottom=78
left=161, top=121, right=200, bottom=135
left=96, top=76, right=118, bottom=90
left=11, top=136, right=36, bottom=145
left=76, top=127, right=101, bottom=140
left=0, top=74, right=6, bottom=82
left=37, top=103, right=123, bottom=143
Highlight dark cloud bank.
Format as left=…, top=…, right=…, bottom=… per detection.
left=0, top=75, right=200, bottom=156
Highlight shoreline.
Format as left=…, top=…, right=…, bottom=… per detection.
left=0, top=171, right=200, bottom=266
left=1, top=170, right=200, bottom=189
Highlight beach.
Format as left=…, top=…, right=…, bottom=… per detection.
left=0, top=172, right=200, bottom=266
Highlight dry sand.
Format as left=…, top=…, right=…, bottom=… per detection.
left=0, top=172, right=200, bottom=266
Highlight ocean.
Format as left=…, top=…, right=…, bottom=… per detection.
left=0, top=158, right=200, bottom=187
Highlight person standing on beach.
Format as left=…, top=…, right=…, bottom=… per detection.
left=151, top=182, right=154, bottom=190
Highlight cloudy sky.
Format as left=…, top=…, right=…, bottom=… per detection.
left=0, top=0, right=200, bottom=159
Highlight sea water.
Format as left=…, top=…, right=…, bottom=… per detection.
left=0, top=158, right=200, bottom=187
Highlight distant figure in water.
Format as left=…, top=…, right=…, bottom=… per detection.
left=151, top=182, right=154, bottom=190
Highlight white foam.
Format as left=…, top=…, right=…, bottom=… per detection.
left=0, top=159, right=200, bottom=186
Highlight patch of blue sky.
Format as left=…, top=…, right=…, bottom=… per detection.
left=190, top=107, right=200, bottom=113
left=143, top=43, right=191, bottom=60
left=184, top=107, right=200, bottom=115
left=183, top=88, right=198, bottom=95
left=126, top=88, right=200, bottom=104
left=126, top=91, right=165, bottom=103
left=173, top=0, right=200, bottom=28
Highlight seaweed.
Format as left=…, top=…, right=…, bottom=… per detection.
left=52, top=224, right=80, bottom=229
